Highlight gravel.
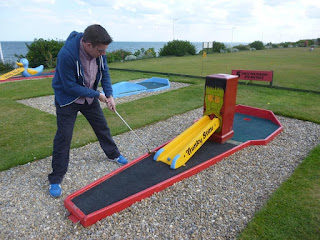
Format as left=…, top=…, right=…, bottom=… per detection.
left=1, top=82, right=320, bottom=239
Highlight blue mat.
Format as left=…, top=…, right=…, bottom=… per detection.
left=111, top=77, right=170, bottom=98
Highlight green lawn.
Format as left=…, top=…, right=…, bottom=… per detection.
left=238, top=145, right=320, bottom=240
left=110, top=48, right=320, bottom=92
left=0, top=48, right=319, bottom=238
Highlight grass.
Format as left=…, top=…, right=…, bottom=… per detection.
left=0, top=73, right=204, bottom=171
left=0, top=48, right=319, bottom=238
left=238, top=145, right=320, bottom=240
left=110, top=48, right=320, bottom=92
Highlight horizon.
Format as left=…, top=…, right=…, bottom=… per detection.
left=1, top=39, right=316, bottom=45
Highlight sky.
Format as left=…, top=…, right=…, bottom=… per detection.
left=0, top=0, right=319, bottom=43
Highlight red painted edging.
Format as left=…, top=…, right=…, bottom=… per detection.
left=64, top=105, right=283, bottom=227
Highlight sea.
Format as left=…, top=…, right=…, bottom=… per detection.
left=0, top=41, right=241, bottom=63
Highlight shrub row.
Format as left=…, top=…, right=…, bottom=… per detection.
left=106, top=48, right=157, bottom=63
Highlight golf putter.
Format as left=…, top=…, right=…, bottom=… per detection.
left=115, top=110, right=156, bottom=154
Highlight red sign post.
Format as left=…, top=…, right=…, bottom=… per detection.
left=232, top=70, right=273, bottom=86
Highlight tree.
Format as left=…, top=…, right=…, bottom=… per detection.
left=212, top=41, right=226, bottom=53
left=249, top=41, right=264, bottom=50
left=17, top=38, right=65, bottom=68
left=159, top=40, right=196, bottom=57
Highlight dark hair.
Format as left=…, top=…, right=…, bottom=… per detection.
left=82, top=24, right=113, bottom=47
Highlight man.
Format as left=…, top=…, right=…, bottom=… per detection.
left=49, top=24, right=128, bottom=198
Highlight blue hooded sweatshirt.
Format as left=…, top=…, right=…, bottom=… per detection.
left=52, top=31, right=113, bottom=107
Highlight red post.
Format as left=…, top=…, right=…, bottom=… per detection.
left=203, top=74, right=238, bottom=143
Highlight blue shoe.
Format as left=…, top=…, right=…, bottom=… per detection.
left=49, top=184, right=62, bottom=198
left=110, top=155, right=128, bottom=165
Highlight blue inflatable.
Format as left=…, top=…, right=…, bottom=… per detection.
left=16, top=58, right=44, bottom=77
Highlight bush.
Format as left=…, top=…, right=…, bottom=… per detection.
left=0, top=61, right=15, bottom=72
left=159, top=40, right=196, bottom=57
left=106, top=49, right=131, bottom=63
left=212, top=41, right=226, bottom=53
left=265, top=42, right=279, bottom=48
left=124, top=55, right=137, bottom=61
left=16, top=38, right=65, bottom=68
left=107, top=48, right=156, bottom=63
left=134, top=48, right=156, bottom=59
left=144, top=48, right=156, bottom=58
left=233, top=44, right=249, bottom=51
left=281, top=42, right=290, bottom=48
left=249, top=41, right=264, bottom=50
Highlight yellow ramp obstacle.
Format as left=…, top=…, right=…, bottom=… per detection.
left=0, top=68, right=24, bottom=81
left=154, top=116, right=220, bottom=169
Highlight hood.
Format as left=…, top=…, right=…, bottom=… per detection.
left=63, top=31, right=83, bottom=59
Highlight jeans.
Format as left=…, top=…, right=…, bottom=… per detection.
left=48, top=99, right=120, bottom=184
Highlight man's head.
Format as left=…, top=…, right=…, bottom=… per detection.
left=82, top=24, right=113, bottom=58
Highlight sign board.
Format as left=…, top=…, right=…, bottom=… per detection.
left=232, top=69, right=273, bottom=86
left=203, top=42, right=213, bottom=49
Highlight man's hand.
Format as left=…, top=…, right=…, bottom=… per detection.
left=106, top=96, right=116, bottom=112
left=98, top=93, right=108, bottom=103
left=98, top=93, right=116, bottom=112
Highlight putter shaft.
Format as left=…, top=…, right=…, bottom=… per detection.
left=115, top=110, right=152, bottom=153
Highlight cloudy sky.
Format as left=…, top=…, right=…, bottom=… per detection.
left=0, top=0, right=319, bottom=43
